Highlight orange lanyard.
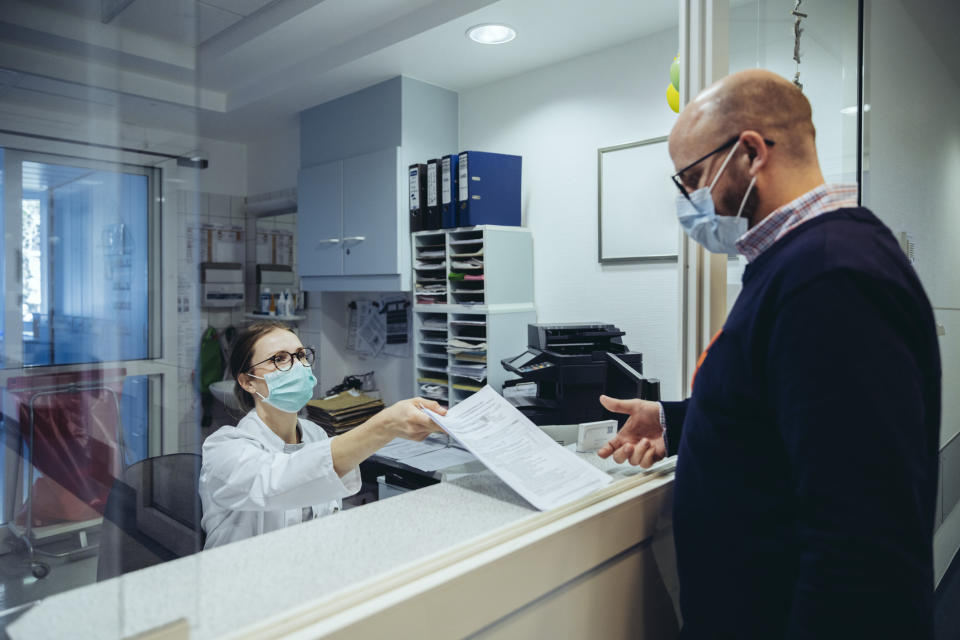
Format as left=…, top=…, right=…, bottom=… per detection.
left=691, top=329, right=723, bottom=392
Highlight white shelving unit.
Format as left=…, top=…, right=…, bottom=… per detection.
left=412, top=226, right=535, bottom=409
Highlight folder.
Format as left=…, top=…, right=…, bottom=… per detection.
left=457, top=151, right=522, bottom=227
left=425, top=158, right=442, bottom=230
left=408, top=163, right=427, bottom=232
left=440, top=153, right=459, bottom=228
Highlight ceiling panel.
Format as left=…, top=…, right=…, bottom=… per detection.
left=197, top=2, right=244, bottom=43
left=200, top=0, right=276, bottom=17
left=21, top=0, right=102, bottom=20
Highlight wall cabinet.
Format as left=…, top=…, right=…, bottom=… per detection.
left=297, top=147, right=407, bottom=291
left=297, top=76, right=459, bottom=292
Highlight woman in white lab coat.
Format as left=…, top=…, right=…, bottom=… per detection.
left=199, top=320, right=444, bottom=548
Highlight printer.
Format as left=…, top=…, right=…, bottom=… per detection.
left=501, top=323, right=660, bottom=427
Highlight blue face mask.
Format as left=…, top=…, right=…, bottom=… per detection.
left=675, top=140, right=756, bottom=257
left=249, top=361, right=317, bottom=414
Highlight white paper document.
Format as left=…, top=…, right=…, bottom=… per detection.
left=422, top=386, right=613, bottom=510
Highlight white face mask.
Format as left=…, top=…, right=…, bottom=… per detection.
left=675, top=140, right=756, bottom=256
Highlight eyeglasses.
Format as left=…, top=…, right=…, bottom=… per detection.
left=671, top=134, right=775, bottom=200
left=248, top=347, right=316, bottom=372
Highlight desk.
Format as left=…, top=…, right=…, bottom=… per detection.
left=9, top=452, right=678, bottom=639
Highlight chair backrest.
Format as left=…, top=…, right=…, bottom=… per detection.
left=96, top=453, right=204, bottom=581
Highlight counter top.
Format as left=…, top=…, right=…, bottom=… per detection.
left=8, top=452, right=674, bottom=640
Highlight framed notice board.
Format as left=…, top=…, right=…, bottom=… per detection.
left=598, top=136, right=679, bottom=263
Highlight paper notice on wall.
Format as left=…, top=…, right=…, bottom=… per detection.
left=213, top=226, right=244, bottom=262
left=422, top=386, right=613, bottom=511
left=346, top=300, right=384, bottom=357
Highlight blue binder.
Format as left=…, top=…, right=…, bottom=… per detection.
left=457, top=151, right=521, bottom=227
left=440, top=154, right=459, bottom=228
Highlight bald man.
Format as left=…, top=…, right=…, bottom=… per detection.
left=599, top=70, right=941, bottom=638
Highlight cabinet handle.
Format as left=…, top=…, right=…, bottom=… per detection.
left=316, top=238, right=340, bottom=248
left=342, top=236, right=366, bottom=245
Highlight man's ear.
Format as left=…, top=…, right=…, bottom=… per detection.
left=740, top=130, right=768, bottom=175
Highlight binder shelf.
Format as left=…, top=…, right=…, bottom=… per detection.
left=412, top=225, right=535, bottom=408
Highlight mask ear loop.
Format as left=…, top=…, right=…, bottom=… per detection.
left=708, top=140, right=741, bottom=192
left=735, top=177, right=757, bottom=219
left=243, top=372, right=268, bottom=401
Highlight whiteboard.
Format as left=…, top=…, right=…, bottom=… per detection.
left=598, top=136, right=679, bottom=262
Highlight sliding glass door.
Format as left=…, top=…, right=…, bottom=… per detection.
left=0, top=149, right=165, bottom=527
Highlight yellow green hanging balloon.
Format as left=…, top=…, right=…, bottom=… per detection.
left=666, top=84, right=680, bottom=113
left=667, top=54, right=680, bottom=113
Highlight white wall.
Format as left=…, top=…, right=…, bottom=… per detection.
left=300, top=292, right=413, bottom=406
left=460, top=30, right=682, bottom=399
left=246, top=117, right=301, bottom=196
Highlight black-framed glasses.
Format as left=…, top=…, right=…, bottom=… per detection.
left=248, top=347, right=316, bottom=372
left=671, top=134, right=775, bottom=200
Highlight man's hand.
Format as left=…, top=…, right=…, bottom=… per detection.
left=597, top=396, right=667, bottom=468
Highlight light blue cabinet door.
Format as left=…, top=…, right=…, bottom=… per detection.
left=342, top=148, right=399, bottom=275
left=298, top=162, right=343, bottom=277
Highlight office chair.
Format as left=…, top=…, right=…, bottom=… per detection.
left=96, top=454, right=205, bottom=581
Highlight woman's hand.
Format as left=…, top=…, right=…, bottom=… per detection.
left=373, top=397, right=446, bottom=441
left=330, top=398, right=447, bottom=477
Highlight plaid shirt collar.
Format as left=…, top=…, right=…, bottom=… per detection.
left=735, top=183, right=859, bottom=262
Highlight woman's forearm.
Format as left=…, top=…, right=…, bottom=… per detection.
left=329, top=414, right=393, bottom=477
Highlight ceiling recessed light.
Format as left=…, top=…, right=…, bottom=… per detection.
left=467, top=23, right=516, bottom=45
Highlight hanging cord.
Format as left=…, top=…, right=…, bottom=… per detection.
left=791, top=0, right=808, bottom=90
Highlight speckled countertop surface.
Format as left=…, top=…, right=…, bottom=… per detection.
left=8, top=451, right=674, bottom=640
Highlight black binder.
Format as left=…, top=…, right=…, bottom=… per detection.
left=425, top=158, right=442, bottom=230
left=408, top=163, right=427, bottom=232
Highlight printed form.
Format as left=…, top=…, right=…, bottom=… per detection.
left=422, top=386, right=613, bottom=510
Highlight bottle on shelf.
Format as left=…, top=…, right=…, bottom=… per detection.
left=260, top=288, right=271, bottom=314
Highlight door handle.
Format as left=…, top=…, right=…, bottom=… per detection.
left=342, top=236, right=365, bottom=246
left=316, top=238, right=340, bottom=249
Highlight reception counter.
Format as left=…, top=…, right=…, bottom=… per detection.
left=8, top=452, right=679, bottom=639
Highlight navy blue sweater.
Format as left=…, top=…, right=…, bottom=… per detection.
left=662, top=208, right=941, bottom=639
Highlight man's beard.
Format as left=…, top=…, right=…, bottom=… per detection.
left=718, top=174, right=759, bottom=227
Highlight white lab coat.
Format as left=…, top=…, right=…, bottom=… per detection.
left=199, top=410, right=361, bottom=549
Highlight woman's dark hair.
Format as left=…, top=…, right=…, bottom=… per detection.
left=229, top=320, right=295, bottom=413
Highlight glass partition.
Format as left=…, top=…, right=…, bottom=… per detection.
left=0, top=0, right=685, bottom=636
left=725, top=0, right=861, bottom=310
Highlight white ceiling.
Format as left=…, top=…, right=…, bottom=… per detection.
left=0, top=0, right=680, bottom=144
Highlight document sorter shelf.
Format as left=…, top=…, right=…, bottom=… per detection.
left=412, top=225, right=535, bottom=408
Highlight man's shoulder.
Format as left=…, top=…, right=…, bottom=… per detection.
left=756, top=207, right=916, bottom=297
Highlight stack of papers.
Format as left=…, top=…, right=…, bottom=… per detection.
left=447, top=338, right=486, bottom=354
left=448, top=362, right=486, bottom=381
left=415, top=284, right=446, bottom=295
left=451, top=258, right=484, bottom=270
left=414, top=260, right=446, bottom=270
left=450, top=248, right=484, bottom=258
left=305, top=390, right=384, bottom=436
left=418, top=383, right=448, bottom=401
left=375, top=433, right=477, bottom=472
